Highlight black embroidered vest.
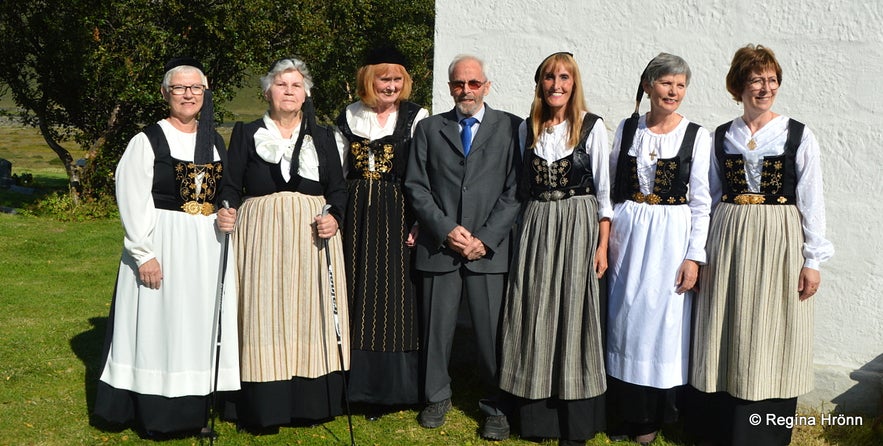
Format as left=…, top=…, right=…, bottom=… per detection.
left=714, top=119, right=804, bottom=205
left=519, top=113, right=601, bottom=201
left=612, top=117, right=699, bottom=205
left=336, top=101, right=422, bottom=182
left=142, top=123, right=226, bottom=215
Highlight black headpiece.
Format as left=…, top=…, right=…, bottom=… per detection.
left=534, top=52, right=574, bottom=83
left=363, top=46, right=409, bottom=70
left=164, top=56, right=204, bottom=73
left=632, top=59, right=654, bottom=118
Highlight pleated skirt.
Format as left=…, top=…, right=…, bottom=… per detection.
left=691, top=203, right=813, bottom=401
left=231, top=192, right=349, bottom=425
left=500, top=195, right=606, bottom=401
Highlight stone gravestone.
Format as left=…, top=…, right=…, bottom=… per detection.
left=0, top=158, right=12, bottom=187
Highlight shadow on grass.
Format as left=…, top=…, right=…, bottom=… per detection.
left=69, top=316, right=119, bottom=431
left=0, top=173, right=69, bottom=211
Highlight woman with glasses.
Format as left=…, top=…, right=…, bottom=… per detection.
left=217, top=57, right=348, bottom=428
left=333, top=47, right=429, bottom=419
left=605, top=53, right=711, bottom=445
left=498, top=52, right=611, bottom=446
left=689, top=44, right=833, bottom=446
left=94, top=57, right=239, bottom=435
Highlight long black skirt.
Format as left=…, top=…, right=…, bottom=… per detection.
left=508, top=393, right=606, bottom=442
left=683, top=386, right=798, bottom=446
left=227, top=374, right=345, bottom=428
left=606, top=376, right=680, bottom=436
left=93, top=381, right=211, bottom=434
left=348, top=349, right=420, bottom=405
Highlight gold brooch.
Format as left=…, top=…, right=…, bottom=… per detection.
left=632, top=192, right=661, bottom=205
left=181, top=201, right=215, bottom=216
left=733, top=194, right=765, bottom=205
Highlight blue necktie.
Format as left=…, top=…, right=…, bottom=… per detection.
left=460, top=117, right=477, bottom=156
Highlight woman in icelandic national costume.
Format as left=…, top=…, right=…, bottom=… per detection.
left=499, top=52, right=612, bottom=446
left=333, top=46, right=429, bottom=417
left=216, top=57, right=349, bottom=428
left=94, top=57, right=240, bottom=435
left=605, top=53, right=711, bottom=445
left=688, top=44, right=833, bottom=446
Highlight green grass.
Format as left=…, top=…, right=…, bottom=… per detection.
left=0, top=117, right=879, bottom=446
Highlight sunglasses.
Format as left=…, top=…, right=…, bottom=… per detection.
left=448, top=79, right=486, bottom=91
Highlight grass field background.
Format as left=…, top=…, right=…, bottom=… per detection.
left=0, top=91, right=879, bottom=445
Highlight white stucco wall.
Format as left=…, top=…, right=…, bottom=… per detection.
left=434, top=0, right=883, bottom=414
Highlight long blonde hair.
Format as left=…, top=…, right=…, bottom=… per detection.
left=528, top=52, right=587, bottom=149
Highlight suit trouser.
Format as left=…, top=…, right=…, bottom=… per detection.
left=420, top=268, right=505, bottom=416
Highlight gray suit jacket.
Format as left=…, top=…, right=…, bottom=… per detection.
left=405, top=105, right=522, bottom=274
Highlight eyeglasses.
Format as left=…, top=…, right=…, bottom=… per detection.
left=747, top=77, right=779, bottom=91
left=168, top=84, right=206, bottom=95
left=448, top=79, right=486, bottom=91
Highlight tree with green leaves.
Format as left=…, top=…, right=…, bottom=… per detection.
left=0, top=0, right=433, bottom=201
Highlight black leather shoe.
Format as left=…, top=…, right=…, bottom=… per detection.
left=480, top=414, right=510, bottom=440
left=418, top=399, right=452, bottom=428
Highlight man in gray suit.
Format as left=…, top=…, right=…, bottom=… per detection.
left=404, top=54, right=521, bottom=441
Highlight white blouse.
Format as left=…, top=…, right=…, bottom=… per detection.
left=711, top=115, right=834, bottom=269
left=610, top=114, right=712, bottom=264
left=255, top=113, right=320, bottom=182
left=517, top=114, right=613, bottom=220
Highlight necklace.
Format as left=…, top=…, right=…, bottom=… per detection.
left=748, top=138, right=757, bottom=150
left=649, top=149, right=657, bottom=161
left=545, top=126, right=554, bottom=134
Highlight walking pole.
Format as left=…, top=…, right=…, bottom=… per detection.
left=320, top=204, right=356, bottom=446
left=201, top=200, right=231, bottom=445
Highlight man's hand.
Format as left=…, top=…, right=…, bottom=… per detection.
left=446, top=225, right=472, bottom=255
left=462, top=237, right=487, bottom=261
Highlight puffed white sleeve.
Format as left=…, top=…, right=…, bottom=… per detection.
left=587, top=118, right=612, bottom=220
left=794, top=126, right=834, bottom=269
left=411, top=108, right=431, bottom=137
left=685, top=126, right=712, bottom=264
left=115, top=132, right=159, bottom=267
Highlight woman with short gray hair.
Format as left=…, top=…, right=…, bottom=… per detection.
left=606, top=52, right=712, bottom=444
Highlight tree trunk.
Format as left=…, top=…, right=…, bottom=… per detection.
left=37, top=118, right=81, bottom=204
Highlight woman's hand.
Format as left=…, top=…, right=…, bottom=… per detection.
left=594, top=244, right=608, bottom=279
left=798, top=267, right=821, bottom=301
left=675, top=259, right=699, bottom=294
left=217, top=207, right=237, bottom=233
left=139, top=258, right=163, bottom=290
left=406, top=225, right=419, bottom=248
left=315, top=213, right=339, bottom=239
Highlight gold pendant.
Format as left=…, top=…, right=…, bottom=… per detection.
left=748, top=139, right=757, bottom=150
left=649, top=150, right=657, bottom=161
